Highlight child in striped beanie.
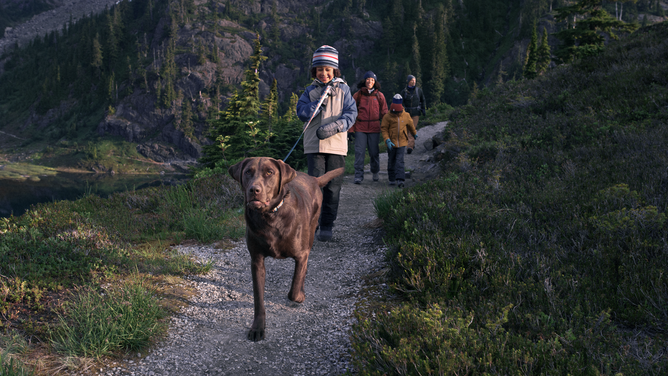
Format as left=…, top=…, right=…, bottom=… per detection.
left=296, top=45, right=358, bottom=241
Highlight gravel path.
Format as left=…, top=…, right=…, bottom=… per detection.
left=96, top=122, right=447, bottom=376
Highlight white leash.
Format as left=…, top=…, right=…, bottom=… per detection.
left=283, top=85, right=332, bottom=162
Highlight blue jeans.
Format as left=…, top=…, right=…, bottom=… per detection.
left=354, top=132, right=380, bottom=180
left=387, top=146, right=406, bottom=182
left=307, top=153, right=345, bottom=227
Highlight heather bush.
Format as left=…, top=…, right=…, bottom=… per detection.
left=352, top=22, right=668, bottom=375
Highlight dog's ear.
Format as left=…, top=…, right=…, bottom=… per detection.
left=275, top=159, right=297, bottom=193
left=228, top=158, right=249, bottom=183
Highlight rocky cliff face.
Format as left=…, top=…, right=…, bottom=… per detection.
left=0, top=0, right=385, bottom=162
left=95, top=0, right=384, bottom=162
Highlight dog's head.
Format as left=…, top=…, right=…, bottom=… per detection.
left=229, top=157, right=297, bottom=212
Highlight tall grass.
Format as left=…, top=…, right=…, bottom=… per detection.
left=51, top=281, right=166, bottom=358
left=0, top=331, right=32, bottom=376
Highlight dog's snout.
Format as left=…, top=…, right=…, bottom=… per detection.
left=249, top=184, right=262, bottom=195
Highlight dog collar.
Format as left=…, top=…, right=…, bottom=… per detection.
left=270, top=199, right=284, bottom=213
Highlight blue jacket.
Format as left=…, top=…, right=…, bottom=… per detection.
left=297, top=78, right=358, bottom=155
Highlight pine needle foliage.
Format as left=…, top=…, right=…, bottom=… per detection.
left=523, top=21, right=539, bottom=79
left=554, top=0, right=639, bottom=63
left=198, top=36, right=306, bottom=172
left=536, top=26, right=551, bottom=75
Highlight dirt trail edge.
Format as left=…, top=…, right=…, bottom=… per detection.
left=98, top=122, right=447, bottom=376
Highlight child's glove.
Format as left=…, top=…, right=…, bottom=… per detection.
left=316, top=120, right=345, bottom=140
left=413, top=133, right=418, bottom=140
left=385, top=139, right=395, bottom=151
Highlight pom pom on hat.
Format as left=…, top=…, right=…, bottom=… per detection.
left=407, top=75, right=416, bottom=84
left=363, top=71, right=377, bottom=81
left=390, top=94, right=404, bottom=113
left=312, top=45, right=339, bottom=69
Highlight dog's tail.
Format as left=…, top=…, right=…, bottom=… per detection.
left=315, top=167, right=345, bottom=188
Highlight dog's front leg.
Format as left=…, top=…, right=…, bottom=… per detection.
left=288, top=252, right=309, bottom=303
left=249, top=254, right=266, bottom=341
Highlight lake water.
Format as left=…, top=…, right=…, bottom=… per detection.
left=0, top=172, right=189, bottom=218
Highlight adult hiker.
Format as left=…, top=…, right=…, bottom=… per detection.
left=296, top=45, right=358, bottom=242
left=349, top=71, right=388, bottom=184
left=400, top=75, right=426, bottom=154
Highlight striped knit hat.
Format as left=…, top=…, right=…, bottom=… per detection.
left=390, top=94, right=404, bottom=113
left=312, top=45, right=339, bottom=69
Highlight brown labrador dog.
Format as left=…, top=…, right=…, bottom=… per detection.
left=229, top=157, right=344, bottom=341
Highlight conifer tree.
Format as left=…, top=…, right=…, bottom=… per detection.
left=381, top=16, right=395, bottom=55
left=263, top=79, right=279, bottom=125
left=384, top=59, right=399, bottom=97
left=554, top=0, right=638, bottom=63
left=282, top=93, right=299, bottom=123
left=91, top=34, right=104, bottom=69
left=198, top=38, right=207, bottom=65
left=161, top=46, right=177, bottom=108
left=426, top=8, right=449, bottom=105
left=271, top=2, right=280, bottom=42
left=201, top=35, right=269, bottom=166
left=104, top=12, right=119, bottom=70
left=523, top=21, right=538, bottom=79
left=410, top=24, right=422, bottom=86
left=181, top=95, right=194, bottom=139
left=536, top=26, right=551, bottom=74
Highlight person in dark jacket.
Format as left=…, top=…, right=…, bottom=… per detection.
left=349, top=71, right=388, bottom=184
left=400, top=75, right=426, bottom=154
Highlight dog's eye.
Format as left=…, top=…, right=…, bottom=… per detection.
left=265, top=170, right=273, bottom=176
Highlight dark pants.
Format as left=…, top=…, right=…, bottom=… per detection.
left=307, top=153, right=345, bottom=227
left=354, top=132, right=380, bottom=180
left=387, top=146, right=406, bottom=182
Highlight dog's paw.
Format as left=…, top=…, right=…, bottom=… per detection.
left=247, top=317, right=266, bottom=341
left=288, top=289, right=305, bottom=303
left=247, top=327, right=265, bottom=342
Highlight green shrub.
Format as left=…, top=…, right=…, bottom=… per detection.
left=353, top=22, right=668, bottom=375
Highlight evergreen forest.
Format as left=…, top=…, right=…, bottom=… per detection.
left=0, top=0, right=661, bottom=169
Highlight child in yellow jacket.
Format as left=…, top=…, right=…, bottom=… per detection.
left=381, top=94, right=417, bottom=188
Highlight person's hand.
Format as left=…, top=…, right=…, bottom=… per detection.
left=316, top=121, right=344, bottom=140
left=385, top=139, right=395, bottom=151
left=347, top=133, right=355, bottom=142
left=413, top=133, right=418, bottom=140
left=421, top=108, right=426, bottom=116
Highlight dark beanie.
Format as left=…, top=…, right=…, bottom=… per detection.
left=312, top=45, right=339, bottom=69
left=364, top=71, right=377, bottom=81
left=390, top=94, right=404, bottom=113
left=407, top=75, right=416, bottom=84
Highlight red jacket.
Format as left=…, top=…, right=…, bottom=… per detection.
left=349, top=88, right=388, bottom=134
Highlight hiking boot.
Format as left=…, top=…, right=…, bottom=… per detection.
left=317, top=226, right=333, bottom=241
left=397, top=181, right=405, bottom=188
left=372, top=172, right=379, bottom=181
left=407, top=148, right=413, bottom=154
left=354, top=178, right=362, bottom=185
left=388, top=180, right=396, bottom=186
